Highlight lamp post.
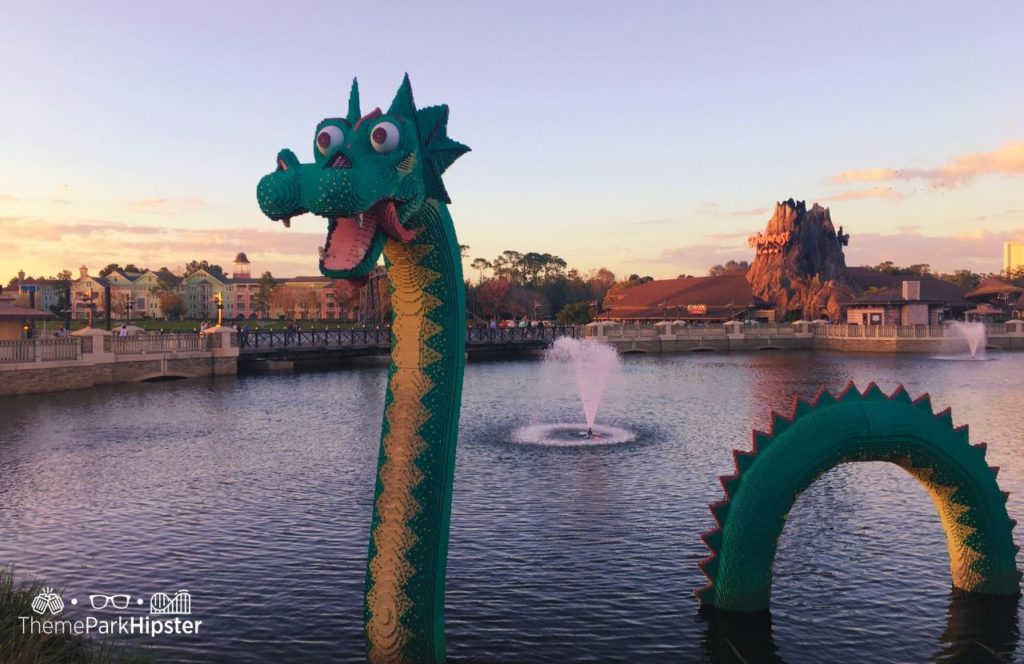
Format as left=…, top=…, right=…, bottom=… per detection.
left=78, top=287, right=98, bottom=328
left=211, top=293, right=224, bottom=328
left=126, top=300, right=134, bottom=324
left=533, top=301, right=540, bottom=320
left=660, top=302, right=667, bottom=321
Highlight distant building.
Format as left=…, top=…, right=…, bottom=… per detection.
left=597, top=273, right=767, bottom=323
left=64, top=253, right=360, bottom=322
left=963, top=277, right=1024, bottom=321
left=1004, top=242, right=1024, bottom=275
left=0, top=289, right=53, bottom=339
left=599, top=198, right=978, bottom=324
left=841, top=270, right=970, bottom=325
left=15, top=270, right=65, bottom=314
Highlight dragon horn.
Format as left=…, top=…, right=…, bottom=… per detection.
left=388, top=73, right=417, bottom=120
left=347, top=78, right=361, bottom=125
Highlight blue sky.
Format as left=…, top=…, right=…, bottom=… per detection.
left=1, top=0, right=1022, bottom=280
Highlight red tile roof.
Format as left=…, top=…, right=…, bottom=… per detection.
left=600, top=273, right=756, bottom=320
left=964, top=277, right=1024, bottom=299
left=0, top=303, right=55, bottom=319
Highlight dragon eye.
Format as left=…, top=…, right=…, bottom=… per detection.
left=370, top=121, right=400, bottom=153
left=316, top=126, right=344, bottom=156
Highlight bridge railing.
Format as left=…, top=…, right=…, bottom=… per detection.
left=112, top=333, right=209, bottom=355
left=0, top=338, right=82, bottom=364
left=466, top=325, right=577, bottom=344
left=238, top=325, right=579, bottom=350
left=239, top=328, right=394, bottom=349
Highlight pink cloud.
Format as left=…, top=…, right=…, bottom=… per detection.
left=828, top=140, right=1024, bottom=188
left=0, top=194, right=20, bottom=203
left=841, top=227, right=1024, bottom=273
left=726, top=207, right=769, bottom=217
left=0, top=215, right=329, bottom=279
left=818, top=186, right=906, bottom=202
left=128, top=197, right=207, bottom=214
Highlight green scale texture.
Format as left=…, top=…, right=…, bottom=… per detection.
left=697, top=382, right=1021, bottom=612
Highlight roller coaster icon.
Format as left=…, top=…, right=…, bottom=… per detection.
left=149, top=589, right=191, bottom=615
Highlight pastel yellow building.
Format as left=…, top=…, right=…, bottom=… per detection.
left=1004, top=241, right=1024, bottom=275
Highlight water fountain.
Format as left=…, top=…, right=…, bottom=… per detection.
left=943, top=321, right=988, bottom=359
left=512, top=337, right=634, bottom=446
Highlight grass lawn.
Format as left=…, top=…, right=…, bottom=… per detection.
left=0, top=568, right=152, bottom=664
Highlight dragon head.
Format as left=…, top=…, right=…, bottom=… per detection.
left=257, top=75, right=469, bottom=280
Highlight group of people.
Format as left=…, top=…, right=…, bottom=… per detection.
left=485, top=317, right=545, bottom=330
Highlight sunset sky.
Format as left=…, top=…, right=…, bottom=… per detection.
left=1, top=1, right=1022, bottom=282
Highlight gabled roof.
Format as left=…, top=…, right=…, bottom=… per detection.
left=964, top=277, right=1024, bottom=299
left=601, top=273, right=756, bottom=319
left=185, top=268, right=230, bottom=284
left=847, top=268, right=970, bottom=306
left=0, top=301, right=55, bottom=319
left=75, top=275, right=110, bottom=288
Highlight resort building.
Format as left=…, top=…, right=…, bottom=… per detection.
left=0, top=289, right=53, bottom=339
left=1004, top=241, right=1024, bottom=275
left=70, top=267, right=109, bottom=321
left=598, top=199, right=980, bottom=324
left=51, top=253, right=358, bottom=323
left=14, top=271, right=65, bottom=314
left=841, top=270, right=970, bottom=325
left=598, top=273, right=768, bottom=323
left=964, top=277, right=1024, bottom=321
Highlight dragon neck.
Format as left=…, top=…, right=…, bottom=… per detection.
left=365, top=200, right=465, bottom=663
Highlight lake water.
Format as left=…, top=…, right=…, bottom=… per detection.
left=1, top=350, right=1022, bottom=662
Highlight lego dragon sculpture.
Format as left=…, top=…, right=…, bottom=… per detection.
left=257, top=78, right=1019, bottom=662
left=697, top=382, right=1020, bottom=612
left=258, top=75, right=468, bottom=663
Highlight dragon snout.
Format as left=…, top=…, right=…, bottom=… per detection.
left=257, top=151, right=303, bottom=223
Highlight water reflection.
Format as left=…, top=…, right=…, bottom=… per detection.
left=701, top=589, right=1019, bottom=664
left=934, top=589, right=1019, bottom=663
left=700, top=608, right=782, bottom=664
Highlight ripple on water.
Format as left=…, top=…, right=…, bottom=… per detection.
left=0, top=354, right=1023, bottom=662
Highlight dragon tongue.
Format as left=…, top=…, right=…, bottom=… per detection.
left=368, top=200, right=416, bottom=243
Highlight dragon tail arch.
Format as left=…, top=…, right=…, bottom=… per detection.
left=697, top=382, right=1021, bottom=612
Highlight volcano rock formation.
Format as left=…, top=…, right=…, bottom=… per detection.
left=745, top=199, right=854, bottom=321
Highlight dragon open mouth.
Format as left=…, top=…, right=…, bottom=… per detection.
left=320, top=199, right=416, bottom=272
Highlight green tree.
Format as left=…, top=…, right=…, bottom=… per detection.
left=708, top=260, right=751, bottom=276
left=938, top=269, right=983, bottom=290
left=470, top=258, right=491, bottom=283
left=99, top=263, right=123, bottom=278
left=184, top=259, right=224, bottom=277
left=556, top=301, right=594, bottom=324
left=158, top=292, right=186, bottom=320
left=253, top=271, right=277, bottom=318
left=865, top=261, right=930, bottom=277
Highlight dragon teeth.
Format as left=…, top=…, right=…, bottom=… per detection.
left=357, top=213, right=364, bottom=228
left=282, top=217, right=291, bottom=228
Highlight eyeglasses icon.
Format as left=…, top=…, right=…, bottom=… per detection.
left=89, top=594, right=131, bottom=610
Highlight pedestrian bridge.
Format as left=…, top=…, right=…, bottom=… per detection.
left=237, top=325, right=580, bottom=362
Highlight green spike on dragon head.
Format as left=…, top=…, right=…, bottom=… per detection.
left=256, top=74, right=470, bottom=280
